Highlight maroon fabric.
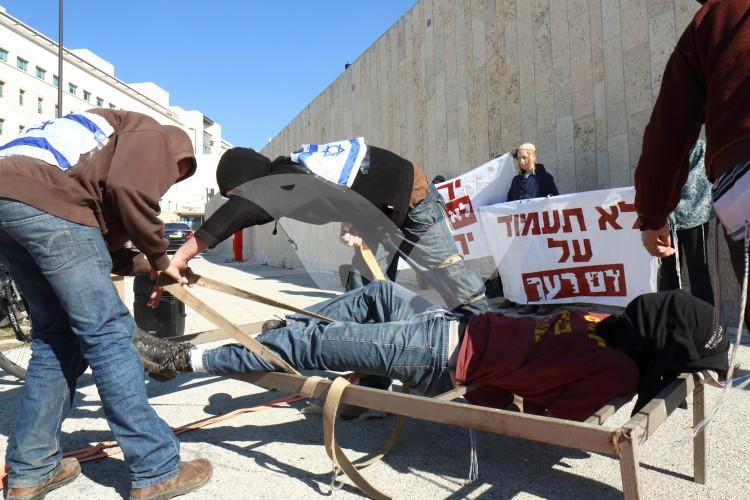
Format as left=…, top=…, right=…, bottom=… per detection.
left=634, top=0, right=750, bottom=229
left=455, top=311, right=639, bottom=422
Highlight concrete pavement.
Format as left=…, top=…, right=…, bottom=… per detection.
left=1, top=251, right=748, bottom=499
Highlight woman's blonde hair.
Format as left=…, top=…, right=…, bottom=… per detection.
left=514, top=143, right=537, bottom=175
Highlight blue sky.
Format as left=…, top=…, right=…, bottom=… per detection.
left=1, top=1, right=415, bottom=149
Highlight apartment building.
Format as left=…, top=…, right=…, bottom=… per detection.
left=0, top=5, right=230, bottom=227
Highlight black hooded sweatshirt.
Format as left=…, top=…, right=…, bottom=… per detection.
left=196, top=145, right=416, bottom=248
left=595, top=289, right=728, bottom=414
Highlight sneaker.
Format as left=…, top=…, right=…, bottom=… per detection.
left=6, top=457, right=80, bottom=500
left=129, top=458, right=212, bottom=500
left=261, top=318, right=286, bottom=334
left=133, top=328, right=192, bottom=381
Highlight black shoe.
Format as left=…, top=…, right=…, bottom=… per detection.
left=261, top=319, right=286, bottom=334
left=133, top=328, right=192, bottom=381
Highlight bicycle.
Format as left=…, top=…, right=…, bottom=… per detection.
left=0, top=262, right=32, bottom=380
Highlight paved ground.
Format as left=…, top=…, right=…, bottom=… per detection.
left=1, top=252, right=748, bottom=499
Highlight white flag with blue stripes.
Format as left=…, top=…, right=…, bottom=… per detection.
left=0, top=112, right=114, bottom=170
left=290, top=137, right=367, bottom=187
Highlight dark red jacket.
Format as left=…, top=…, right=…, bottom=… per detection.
left=634, top=0, right=750, bottom=230
left=454, top=310, right=639, bottom=422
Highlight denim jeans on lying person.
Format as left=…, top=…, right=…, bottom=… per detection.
left=0, top=200, right=180, bottom=489
left=347, top=183, right=490, bottom=314
left=201, top=280, right=460, bottom=395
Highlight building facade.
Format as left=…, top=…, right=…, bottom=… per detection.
left=0, top=5, right=230, bottom=227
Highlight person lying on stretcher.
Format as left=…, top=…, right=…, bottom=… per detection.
left=134, top=281, right=728, bottom=422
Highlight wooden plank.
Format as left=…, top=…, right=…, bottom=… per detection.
left=163, top=284, right=300, bottom=375
left=622, top=374, right=696, bottom=445
left=230, top=371, right=619, bottom=456
left=176, top=322, right=263, bottom=345
left=619, top=432, right=642, bottom=500
left=584, top=396, right=631, bottom=425
left=693, top=381, right=706, bottom=484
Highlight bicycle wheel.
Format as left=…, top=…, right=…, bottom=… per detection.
left=0, top=301, right=32, bottom=380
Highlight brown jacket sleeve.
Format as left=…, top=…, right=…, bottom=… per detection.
left=633, top=24, right=705, bottom=230
left=105, top=130, right=180, bottom=271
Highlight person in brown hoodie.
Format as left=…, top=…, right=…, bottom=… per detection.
left=634, top=0, right=750, bottom=326
left=0, top=109, right=211, bottom=499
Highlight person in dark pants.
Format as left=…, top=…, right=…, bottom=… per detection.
left=658, top=140, right=714, bottom=305
left=634, top=0, right=750, bottom=330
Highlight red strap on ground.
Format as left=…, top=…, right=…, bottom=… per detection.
left=1, top=393, right=304, bottom=488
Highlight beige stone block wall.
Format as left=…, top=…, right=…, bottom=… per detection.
left=251, top=0, right=704, bottom=278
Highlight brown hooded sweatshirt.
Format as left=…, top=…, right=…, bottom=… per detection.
left=0, top=109, right=196, bottom=273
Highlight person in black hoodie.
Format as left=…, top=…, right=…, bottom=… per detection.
left=152, top=140, right=490, bottom=315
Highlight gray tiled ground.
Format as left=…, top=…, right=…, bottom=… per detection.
left=1, top=252, right=748, bottom=499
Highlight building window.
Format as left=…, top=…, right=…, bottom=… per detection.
left=96, top=97, right=104, bottom=107
left=35, top=66, right=46, bottom=80
left=68, top=83, right=77, bottom=95
left=108, top=102, right=116, bottom=109
left=53, top=75, right=59, bottom=87
left=19, top=89, right=25, bottom=106
left=37, top=97, right=43, bottom=114
left=83, top=90, right=91, bottom=102
left=16, top=57, right=28, bottom=72
left=0, top=80, right=4, bottom=98
left=0, top=118, right=4, bottom=135
left=0, top=48, right=7, bottom=62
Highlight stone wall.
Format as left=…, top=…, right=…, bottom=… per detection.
left=248, top=0, right=701, bottom=275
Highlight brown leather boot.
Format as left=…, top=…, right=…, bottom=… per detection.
left=6, top=457, right=80, bottom=500
left=129, top=459, right=212, bottom=500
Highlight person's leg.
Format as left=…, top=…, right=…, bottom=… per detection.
left=0, top=201, right=180, bottom=488
left=306, top=280, right=433, bottom=324
left=678, top=223, right=714, bottom=305
left=0, top=224, right=86, bottom=488
left=392, top=185, right=490, bottom=313
left=345, top=242, right=391, bottom=291
left=724, top=230, right=750, bottom=330
left=202, top=311, right=456, bottom=395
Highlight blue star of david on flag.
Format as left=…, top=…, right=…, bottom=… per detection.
left=323, top=144, right=345, bottom=157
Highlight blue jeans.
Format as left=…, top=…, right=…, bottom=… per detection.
left=203, top=281, right=458, bottom=395
left=348, top=184, right=490, bottom=313
left=0, top=200, right=180, bottom=488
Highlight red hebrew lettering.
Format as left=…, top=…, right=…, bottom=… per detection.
left=617, top=200, right=639, bottom=229
left=547, top=237, right=571, bottom=263
left=497, top=215, right=514, bottom=237
left=436, top=178, right=461, bottom=200
left=571, top=239, right=593, bottom=262
left=444, top=195, right=477, bottom=230
left=596, top=205, right=622, bottom=230
left=521, top=212, right=541, bottom=236
left=561, top=208, right=587, bottom=232
left=514, top=214, right=521, bottom=236
left=541, top=210, right=561, bottom=234
left=522, top=264, right=627, bottom=301
left=453, top=232, right=475, bottom=255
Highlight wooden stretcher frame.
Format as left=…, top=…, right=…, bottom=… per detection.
left=163, top=280, right=708, bottom=500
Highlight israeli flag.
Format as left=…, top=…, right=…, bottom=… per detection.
left=0, top=112, right=114, bottom=170
left=290, top=137, right=367, bottom=187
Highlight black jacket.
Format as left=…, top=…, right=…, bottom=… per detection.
left=595, top=290, right=728, bottom=414
left=506, top=164, right=559, bottom=201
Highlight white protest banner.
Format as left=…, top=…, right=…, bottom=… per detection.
left=478, top=187, right=658, bottom=307
left=433, top=153, right=516, bottom=259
